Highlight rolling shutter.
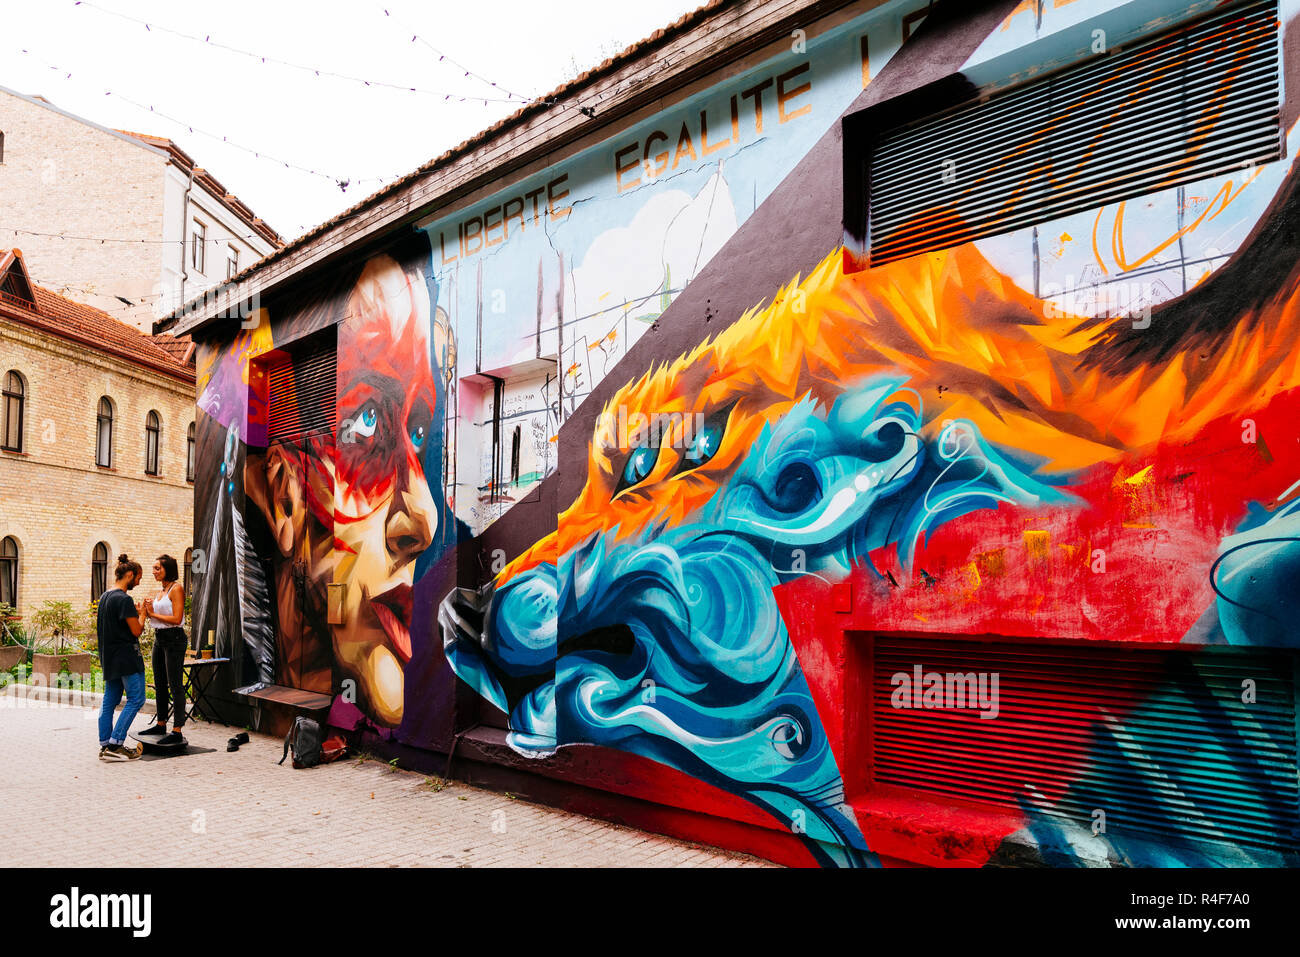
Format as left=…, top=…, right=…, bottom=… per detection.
left=267, top=331, right=336, bottom=443
left=871, top=636, right=1300, bottom=853
left=868, top=0, right=1282, bottom=266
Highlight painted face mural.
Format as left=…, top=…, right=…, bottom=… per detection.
left=203, top=242, right=455, bottom=726
left=331, top=256, right=445, bottom=725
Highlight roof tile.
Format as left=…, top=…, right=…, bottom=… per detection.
left=0, top=250, right=195, bottom=382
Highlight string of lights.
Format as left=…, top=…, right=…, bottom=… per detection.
left=377, top=6, right=550, bottom=105
left=6, top=9, right=654, bottom=265
left=11, top=47, right=406, bottom=192
left=74, top=0, right=540, bottom=105
left=5, top=223, right=277, bottom=247
left=5, top=284, right=170, bottom=320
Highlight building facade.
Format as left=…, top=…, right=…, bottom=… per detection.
left=0, top=250, right=196, bottom=618
left=170, top=0, right=1300, bottom=867
left=0, top=86, right=282, bottom=331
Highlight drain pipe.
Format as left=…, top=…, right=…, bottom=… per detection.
left=178, top=164, right=195, bottom=312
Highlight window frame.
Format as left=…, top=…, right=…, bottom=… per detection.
left=0, top=536, right=18, bottom=608
left=191, top=219, right=207, bottom=274
left=96, top=397, right=114, bottom=468
left=2, top=370, right=24, bottom=453
left=186, top=421, right=196, bottom=482
left=144, top=410, right=161, bottom=476
left=226, top=245, right=240, bottom=280
left=91, top=542, right=108, bottom=602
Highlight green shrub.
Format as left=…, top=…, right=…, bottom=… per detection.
left=29, top=601, right=84, bottom=654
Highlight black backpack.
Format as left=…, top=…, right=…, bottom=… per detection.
left=279, top=716, right=324, bottom=769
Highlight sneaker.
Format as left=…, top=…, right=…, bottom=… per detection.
left=118, top=742, right=143, bottom=760
left=99, top=745, right=127, bottom=762
left=137, top=724, right=167, bottom=737
left=158, top=732, right=185, bottom=747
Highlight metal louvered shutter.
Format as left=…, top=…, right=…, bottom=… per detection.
left=868, top=0, right=1282, bottom=266
left=266, top=331, right=336, bottom=443
left=870, top=636, right=1300, bottom=853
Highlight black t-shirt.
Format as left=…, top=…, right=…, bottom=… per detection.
left=97, top=589, right=144, bottom=682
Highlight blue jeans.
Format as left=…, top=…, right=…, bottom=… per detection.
left=98, top=672, right=146, bottom=746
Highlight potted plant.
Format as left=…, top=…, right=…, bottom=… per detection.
left=30, top=601, right=95, bottom=681
left=0, top=602, right=28, bottom=672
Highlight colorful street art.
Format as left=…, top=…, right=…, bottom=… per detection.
left=195, top=235, right=459, bottom=725
left=192, top=0, right=1300, bottom=867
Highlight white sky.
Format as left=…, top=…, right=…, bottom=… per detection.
left=3, top=0, right=706, bottom=241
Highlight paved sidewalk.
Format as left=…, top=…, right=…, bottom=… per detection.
left=0, top=697, right=775, bottom=867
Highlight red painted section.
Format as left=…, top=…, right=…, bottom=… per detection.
left=840, top=392, right=1299, bottom=644
left=776, top=394, right=1300, bottom=865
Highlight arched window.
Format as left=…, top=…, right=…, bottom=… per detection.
left=2, top=371, right=23, bottom=452
left=91, top=542, right=109, bottom=601
left=186, top=422, right=196, bottom=482
left=145, top=410, right=161, bottom=475
left=96, top=397, right=114, bottom=468
left=0, top=536, right=18, bottom=608
left=183, top=547, right=193, bottom=599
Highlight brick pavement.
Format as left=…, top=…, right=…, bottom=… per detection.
left=0, top=694, right=776, bottom=867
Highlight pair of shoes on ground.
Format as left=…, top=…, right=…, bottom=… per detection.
left=227, top=731, right=250, bottom=752
left=137, top=723, right=185, bottom=746
left=99, top=743, right=142, bottom=761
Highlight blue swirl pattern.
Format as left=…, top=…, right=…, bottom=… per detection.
left=444, top=373, right=1079, bottom=866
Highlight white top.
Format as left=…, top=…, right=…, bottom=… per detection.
left=148, top=584, right=178, bottom=627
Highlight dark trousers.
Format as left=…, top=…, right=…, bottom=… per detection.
left=152, top=627, right=189, bottom=728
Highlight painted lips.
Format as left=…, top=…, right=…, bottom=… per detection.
left=369, top=583, right=413, bottom=663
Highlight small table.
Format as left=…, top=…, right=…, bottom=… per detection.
left=182, top=657, right=232, bottom=726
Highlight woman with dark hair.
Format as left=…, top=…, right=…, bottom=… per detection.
left=138, top=554, right=188, bottom=745
left=97, top=555, right=145, bottom=761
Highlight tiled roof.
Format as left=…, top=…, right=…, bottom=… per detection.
left=0, top=250, right=195, bottom=383
left=114, top=129, right=284, bottom=248
left=151, top=333, right=196, bottom=365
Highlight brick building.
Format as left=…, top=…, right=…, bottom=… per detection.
left=0, top=248, right=196, bottom=618
left=0, top=85, right=282, bottom=331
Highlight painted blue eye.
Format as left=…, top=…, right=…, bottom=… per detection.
left=346, top=405, right=379, bottom=442
left=409, top=425, right=426, bottom=451
left=683, top=420, right=722, bottom=466
left=618, top=445, right=658, bottom=493
left=675, top=404, right=733, bottom=476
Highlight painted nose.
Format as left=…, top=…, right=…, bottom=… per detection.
left=386, top=487, right=434, bottom=562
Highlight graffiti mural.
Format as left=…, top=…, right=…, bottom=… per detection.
left=440, top=0, right=1300, bottom=865
left=195, top=233, right=460, bottom=727
left=192, top=0, right=1300, bottom=867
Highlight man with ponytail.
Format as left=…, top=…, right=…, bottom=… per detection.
left=96, top=554, right=146, bottom=761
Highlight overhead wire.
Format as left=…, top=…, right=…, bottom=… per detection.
left=9, top=46, right=405, bottom=191
left=74, top=0, right=544, bottom=105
